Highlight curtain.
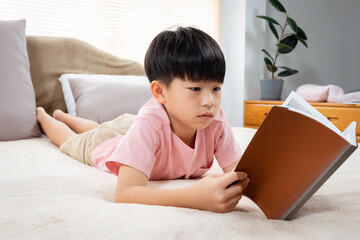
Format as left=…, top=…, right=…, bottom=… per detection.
left=0, top=0, right=221, bottom=63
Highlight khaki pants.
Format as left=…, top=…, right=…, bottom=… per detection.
left=59, top=114, right=136, bottom=166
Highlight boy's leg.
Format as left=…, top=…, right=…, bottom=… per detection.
left=36, top=107, right=77, bottom=147
left=53, top=110, right=100, bottom=134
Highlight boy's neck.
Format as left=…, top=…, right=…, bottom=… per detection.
left=168, top=116, right=197, bottom=149
left=176, top=130, right=197, bottom=149
left=161, top=103, right=197, bottom=148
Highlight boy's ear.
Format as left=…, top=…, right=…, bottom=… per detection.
left=150, top=80, right=167, bottom=104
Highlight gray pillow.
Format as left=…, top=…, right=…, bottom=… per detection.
left=0, top=19, right=41, bottom=140
left=64, top=75, right=153, bottom=123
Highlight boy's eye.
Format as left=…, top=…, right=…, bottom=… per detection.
left=213, top=87, right=222, bottom=91
left=189, top=87, right=201, bottom=91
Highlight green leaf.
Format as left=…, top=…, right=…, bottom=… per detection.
left=296, top=27, right=307, bottom=40
left=278, top=66, right=297, bottom=71
left=269, top=22, right=279, bottom=39
left=298, top=38, right=308, bottom=48
left=266, top=64, right=278, bottom=73
left=277, top=43, right=293, bottom=53
left=269, top=0, right=286, bottom=13
left=292, top=34, right=308, bottom=48
left=278, top=36, right=298, bottom=54
left=262, top=49, right=274, bottom=62
left=287, top=17, right=298, bottom=32
left=277, top=70, right=298, bottom=77
left=264, top=57, right=273, bottom=65
left=276, top=66, right=298, bottom=77
left=256, top=16, right=280, bottom=25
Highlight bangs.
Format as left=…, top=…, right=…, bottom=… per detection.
left=145, top=27, right=225, bottom=87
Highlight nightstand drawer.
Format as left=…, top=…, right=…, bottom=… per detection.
left=244, top=100, right=360, bottom=142
left=244, top=103, right=274, bottom=127
left=316, top=107, right=360, bottom=135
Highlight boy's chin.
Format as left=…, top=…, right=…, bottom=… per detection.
left=195, top=120, right=214, bottom=129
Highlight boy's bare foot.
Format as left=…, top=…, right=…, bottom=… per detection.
left=36, top=107, right=47, bottom=122
left=53, top=109, right=66, bottom=122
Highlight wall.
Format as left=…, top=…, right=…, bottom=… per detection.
left=243, top=0, right=266, bottom=100
left=221, top=0, right=246, bottom=126
left=245, top=0, right=360, bottom=101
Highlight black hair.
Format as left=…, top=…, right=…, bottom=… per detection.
left=144, top=26, right=225, bottom=87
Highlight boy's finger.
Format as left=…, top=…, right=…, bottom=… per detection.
left=225, top=183, right=245, bottom=198
left=209, top=173, right=225, bottom=178
left=220, top=171, right=247, bottom=186
left=236, top=171, right=248, bottom=179
left=225, top=178, right=249, bottom=198
left=227, top=192, right=244, bottom=207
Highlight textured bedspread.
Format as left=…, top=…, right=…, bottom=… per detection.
left=0, top=127, right=359, bottom=240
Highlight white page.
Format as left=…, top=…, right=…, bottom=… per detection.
left=343, top=121, right=358, bottom=146
left=282, top=91, right=346, bottom=140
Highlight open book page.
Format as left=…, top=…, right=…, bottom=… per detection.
left=343, top=121, right=358, bottom=146
left=281, top=91, right=346, bottom=140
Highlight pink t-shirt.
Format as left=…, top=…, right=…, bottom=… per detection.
left=91, top=98, right=242, bottom=181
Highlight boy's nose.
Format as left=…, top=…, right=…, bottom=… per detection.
left=201, top=91, right=216, bottom=107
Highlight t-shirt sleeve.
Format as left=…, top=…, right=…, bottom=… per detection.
left=105, top=118, right=160, bottom=178
left=214, top=113, right=242, bottom=169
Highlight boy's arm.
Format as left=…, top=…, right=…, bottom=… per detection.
left=115, top=165, right=249, bottom=213
left=222, top=158, right=241, bottom=173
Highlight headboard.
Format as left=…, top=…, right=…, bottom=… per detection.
left=26, top=36, right=146, bottom=114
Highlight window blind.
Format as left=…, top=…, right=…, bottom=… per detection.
left=0, top=0, right=221, bottom=63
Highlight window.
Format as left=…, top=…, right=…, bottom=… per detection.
left=1, top=0, right=221, bottom=63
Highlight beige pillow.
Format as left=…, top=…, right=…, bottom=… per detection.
left=0, top=19, right=41, bottom=140
left=61, top=75, right=152, bottom=123
left=26, top=36, right=146, bottom=115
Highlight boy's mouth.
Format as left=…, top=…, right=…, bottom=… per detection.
left=198, top=113, right=214, bottom=120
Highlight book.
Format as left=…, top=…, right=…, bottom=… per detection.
left=235, top=91, right=358, bottom=220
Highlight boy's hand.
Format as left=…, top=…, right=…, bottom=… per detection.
left=189, top=171, right=249, bottom=213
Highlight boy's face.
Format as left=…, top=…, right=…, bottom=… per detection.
left=161, top=77, right=222, bottom=136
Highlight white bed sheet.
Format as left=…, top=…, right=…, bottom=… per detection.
left=0, top=127, right=359, bottom=240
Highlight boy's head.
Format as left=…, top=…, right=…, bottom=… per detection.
left=144, top=26, right=225, bottom=87
left=144, top=27, right=226, bottom=135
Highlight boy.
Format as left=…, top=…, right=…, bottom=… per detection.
left=37, top=26, right=249, bottom=213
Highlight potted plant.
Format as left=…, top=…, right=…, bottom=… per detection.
left=258, top=0, right=308, bottom=100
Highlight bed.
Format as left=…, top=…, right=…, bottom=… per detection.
left=1, top=20, right=360, bottom=239
left=1, top=129, right=360, bottom=239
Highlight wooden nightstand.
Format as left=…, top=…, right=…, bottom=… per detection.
left=244, top=100, right=360, bottom=143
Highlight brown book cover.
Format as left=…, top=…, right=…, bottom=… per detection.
left=235, top=93, right=358, bottom=220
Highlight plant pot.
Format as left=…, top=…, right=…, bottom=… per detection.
left=260, top=79, right=284, bottom=100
